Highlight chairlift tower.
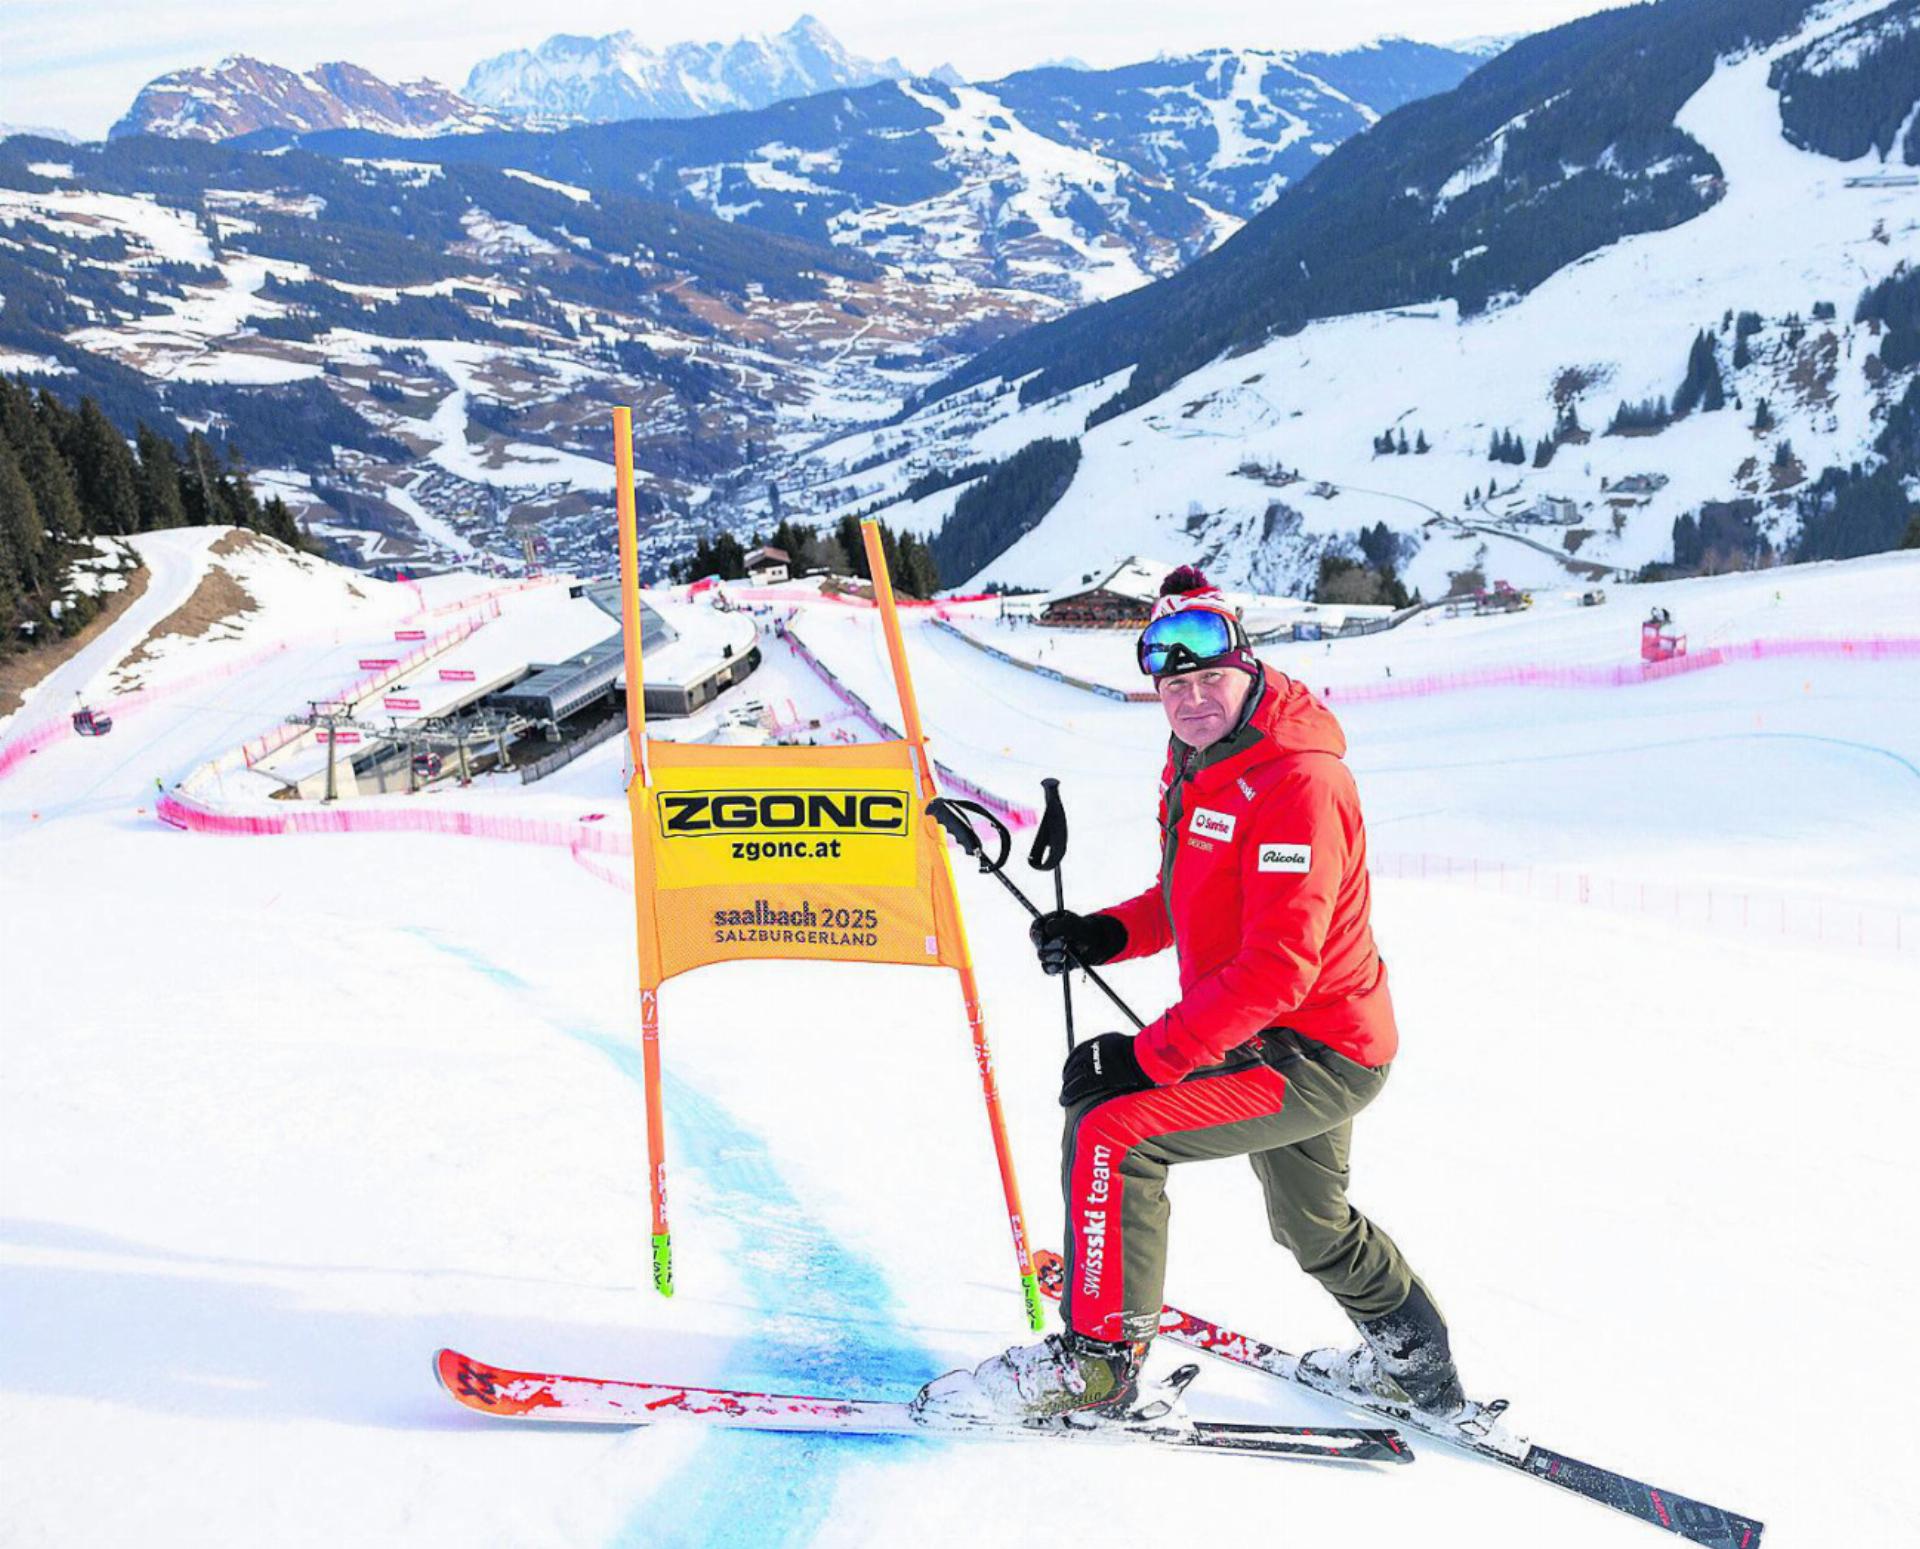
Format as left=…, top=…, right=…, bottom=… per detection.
left=288, top=700, right=366, bottom=803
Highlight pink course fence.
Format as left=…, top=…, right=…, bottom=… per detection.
left=158, top=786, right=632, bottom=852
left=3, top=579, right=546, bottom=784
left=1375, top=850, right=1915, bottom=957
left=237, top=601, right=500, bottom=768
left=0, top=638, right=298, bottom=784
left=778, top=620, right=1037, bottom=830
left=400, top=575, right=564, bottom=624
left=1318, top=635, right=1920, bottom=705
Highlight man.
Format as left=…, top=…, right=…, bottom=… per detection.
left=917, top=568, right=1466, bottom=1427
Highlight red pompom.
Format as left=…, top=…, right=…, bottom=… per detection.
left=1159, top=564, right=1211, bottom=598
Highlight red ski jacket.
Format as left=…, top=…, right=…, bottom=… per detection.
left=1099, top=667, right=1398, bottom=1084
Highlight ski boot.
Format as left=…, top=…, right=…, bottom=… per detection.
left=911, top=1332, right=1152, bottom=1428
left=1298, top=1281, right=1469, bottom=1418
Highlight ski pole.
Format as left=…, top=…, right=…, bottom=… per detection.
left=1026, top=777, right=1075, bottom=1054
left=928, top=797, right=1144, bottom=1031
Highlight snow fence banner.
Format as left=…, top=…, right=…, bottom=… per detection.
left=609, top=410, right=1043, bottom=1328
left=626, top=737, right=964, bottom=983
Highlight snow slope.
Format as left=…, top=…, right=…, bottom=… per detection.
left=807, top=0, right=1920, bottom=595
left=2, top=534, right=1916, bottom=1547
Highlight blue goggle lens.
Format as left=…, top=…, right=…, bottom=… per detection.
left=1137, top=609, right=1236, bottom=676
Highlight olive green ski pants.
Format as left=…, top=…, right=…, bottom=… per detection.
left=1059, top=1045, right=1416, bottom=1345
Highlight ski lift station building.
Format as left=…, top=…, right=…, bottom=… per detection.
left=490, top=582, right=759, bottom=722
left=250, top=580, right=760, bottom=800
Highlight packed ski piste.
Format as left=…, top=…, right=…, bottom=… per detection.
left=432, top=546, right=1763, bottom=1546
left=12, top=507, right=1919, bottom=1548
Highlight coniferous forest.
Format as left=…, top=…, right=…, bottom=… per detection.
left=928, top=438, right=1082, bottom=585
left=0, top=377, right=309, bottom=657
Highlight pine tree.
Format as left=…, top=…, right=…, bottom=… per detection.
left=0, top=439, right=46, bottom=595
left=218, top=445, right=260, bottom=531
left=2, top=386, right=84, bottom=543
left=69, top=399, right=141, bottom=535
left=135, top=424, right=188, bottom=531
left=1415, top=430, right=1429, bottom=454
left=262, top=494, right=304, bottom=547
left=180, top=432, right=223, bottom=527
left=837, top=513, right=868, bottom=579
left=895, top=530, right=939, bottom=596
left=1674, top=330, right=1725, bottom=417
left=0, top=514, right=23, bottom=646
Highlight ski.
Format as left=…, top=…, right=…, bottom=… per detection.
left=433, top=1348, right=1409, bottom=1463
left=1033, top=1252, right=1762, bottom=1547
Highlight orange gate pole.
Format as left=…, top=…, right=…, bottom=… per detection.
left=613, top=406, right=672, bottom=1297
left=860, top=519, right=1044, bottom=1331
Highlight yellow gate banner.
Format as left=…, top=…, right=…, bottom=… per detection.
left=612, top=404, right=1038, bottom=1328
left=630, top=736, right=965, bottom=985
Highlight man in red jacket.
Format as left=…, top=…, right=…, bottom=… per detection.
left=917, top=569, right=1465, bottom=1428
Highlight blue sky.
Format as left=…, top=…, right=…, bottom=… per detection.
left=1, top=0, right=1629, bottom=139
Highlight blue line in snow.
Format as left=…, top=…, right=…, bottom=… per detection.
left=400, top=930, right=940, bottom=1549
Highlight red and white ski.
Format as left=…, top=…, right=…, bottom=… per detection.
left=1032, top=1251, right=1763, bottom=1547
left=433, top=1348, right=1408, bottom=1463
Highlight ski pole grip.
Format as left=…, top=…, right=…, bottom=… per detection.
left=1027, top=777, right=1067, bottom=872
left=927, top=796, right=1011, bottom=874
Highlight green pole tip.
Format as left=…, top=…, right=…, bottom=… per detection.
left=651, top=1233, right=674, bottom=1297
left=1021, top=1273, right=1045, bottom=1331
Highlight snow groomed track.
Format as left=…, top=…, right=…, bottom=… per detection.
left=2, top=536, right=1916, bottom=1547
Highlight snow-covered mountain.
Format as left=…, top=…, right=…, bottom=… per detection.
left=985, top=41, right=1489, bottom=217
left=0, top=122, right=79, bottom=145
left=290, top=41, right=1482, bottom=311
left=463, top=15, right=908, bottom=123
left=747, top=0, right=1920, bottom=596
left=109, top=57, right=514, bottom=143
left=0, top=28, right=1485, bottom=581
left=0, top=131, right=1029, bottom=577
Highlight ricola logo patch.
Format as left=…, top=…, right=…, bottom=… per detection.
left=1189, top=807, right=1236, bottom=842
left=1258, top=843, right=1312, bottom=873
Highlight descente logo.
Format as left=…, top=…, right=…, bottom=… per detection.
left=1258, top=843, right=1312, bottom=873
left=1189, top=807, right=1236, bottom=841
left=659, top=789, right=907, bottom=839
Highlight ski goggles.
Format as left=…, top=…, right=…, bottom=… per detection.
left=1136, top=607, right=1245, bottom=677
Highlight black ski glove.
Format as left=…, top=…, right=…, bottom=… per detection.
left=1060, top=1033, right=1153, bottom=1108
left=1029, top=910, right=1127, bottom=976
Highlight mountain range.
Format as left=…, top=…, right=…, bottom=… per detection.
left=463, top=15, right=914, bottom=123
left=273, top=43, right=1481, bottom=307
left=719, top=0, right=1920, bottom=595
left=111, top=57, right=516, bottom=142
left=108, top=17, right=922, bottom=143
left=10, top=0, right=1916, bottom=601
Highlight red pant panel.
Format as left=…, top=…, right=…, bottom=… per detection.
left=1063, top=1062, right=1290, bottom=1342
